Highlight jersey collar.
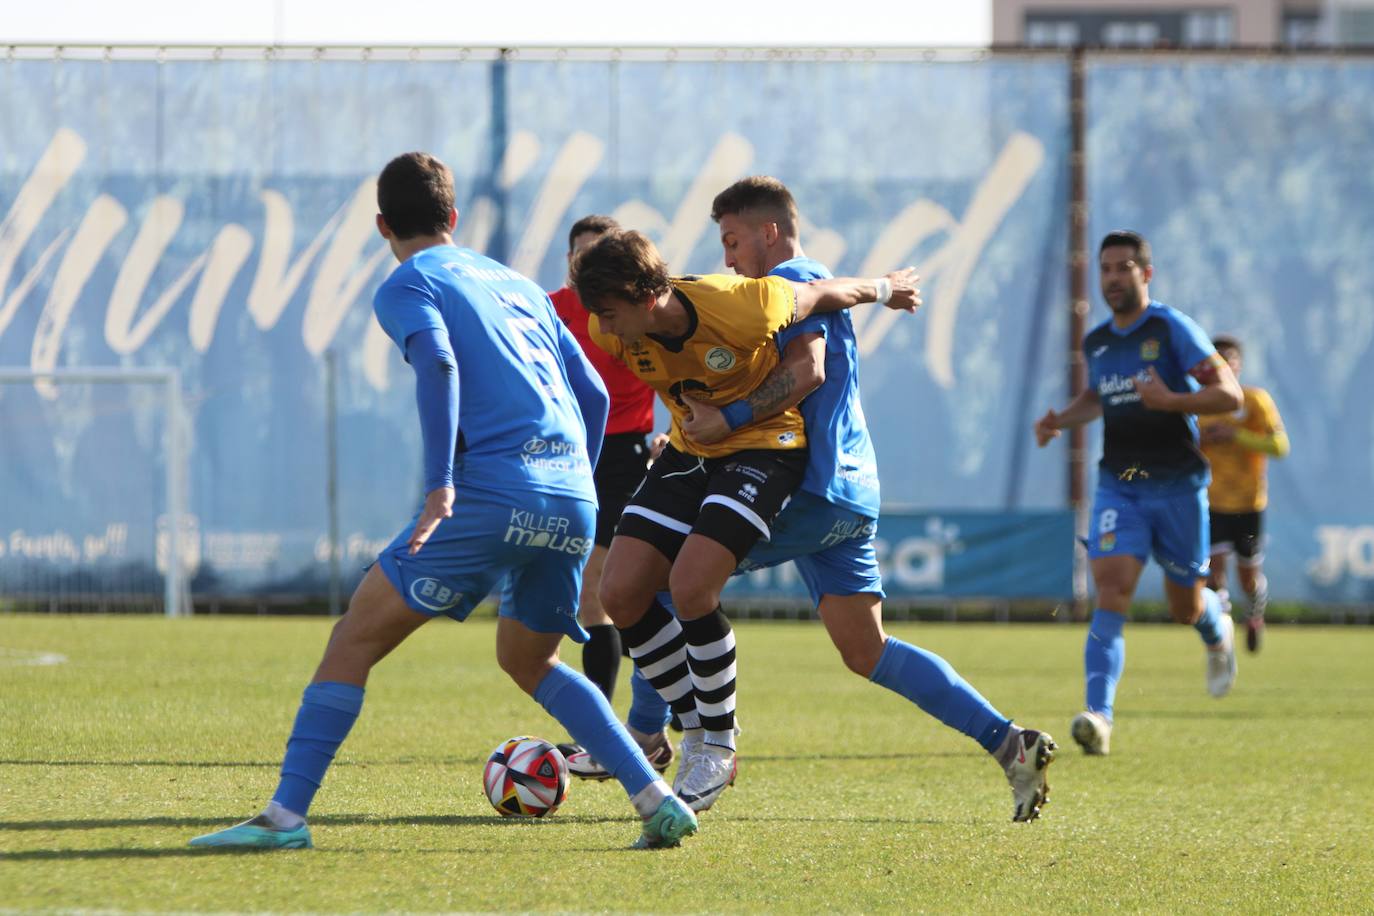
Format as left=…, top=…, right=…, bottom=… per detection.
left=1108, top=300, right=1160, bottom=337
left=648, top=286, right=700, bottom=353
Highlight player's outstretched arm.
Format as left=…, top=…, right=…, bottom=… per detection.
left=403, top=327, right=460, bottom=553
left=680, top=332, right=825, bottom=446
left=554, top=317, right=610, bottom=470
left=791, top=268, right=921, bottom=321
left=1035, top=388, right=1102, bottom=447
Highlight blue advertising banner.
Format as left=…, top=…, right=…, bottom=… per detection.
left=0, top=52, right=1070, bottom=598
left=723, top=510, right=1076, bottom=601
left=2, top=51, right=1369, bottom=605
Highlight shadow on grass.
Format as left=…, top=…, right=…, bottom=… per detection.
left=0, top=750, right=977, bottom=770
left=1125, top=708, right=1374, bottom=720
left=0, top=757, right=488, bottom=768
left=0, top=812, right=631, bottom=832
left=0, top=846, right=315, bottom=861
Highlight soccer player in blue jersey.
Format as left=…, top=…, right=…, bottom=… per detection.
left=683, top=177, right=1058, bottom=821
left=189, top=153, right=696, bottom=851
left=1034, top=230, right=1244, bottom=756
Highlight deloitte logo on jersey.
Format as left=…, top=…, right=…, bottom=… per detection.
left=409, top=577, right=462, bottom=612
left=1098, top=372, right=1147, bottom=407
left=704, top=347, right=737, bottom=371
left=505, top=509, right=594, bottom=557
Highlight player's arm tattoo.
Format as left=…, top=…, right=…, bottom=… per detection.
left=745, top=363, right=797, bottom=418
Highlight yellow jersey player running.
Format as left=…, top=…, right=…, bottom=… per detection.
left=1199, top=335, right=1289, bottom=653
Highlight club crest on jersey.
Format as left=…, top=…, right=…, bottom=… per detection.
left=409, top=577, right=462, bottom=612
left=704, top=347, right=737, bottom=371
left=1140, top=338, right=1160, bottom=361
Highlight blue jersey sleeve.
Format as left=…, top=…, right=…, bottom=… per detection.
left=553, top=309, right=609, bottom=470
left=778, top=313, right=831, bottom=348
left=1164, top=308, right=1215, bottom=374
left=373, top=267, right=446, bottom=357
left=404, top=328, right=460, bottom=493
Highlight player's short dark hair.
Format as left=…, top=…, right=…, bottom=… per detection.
left=567, top=215, right=620, bottom=252
left=1212, top=334, right=1242, bottom=356
left=711, top=176, right=799, bottom=237
left=1099, top=230, right=1152, bottom=268
left=377, top=152, right=455, bottom=240
left=569, top=229, right=671, bottom=313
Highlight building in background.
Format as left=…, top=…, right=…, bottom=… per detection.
left=993, top=0, right=1374, bottom=48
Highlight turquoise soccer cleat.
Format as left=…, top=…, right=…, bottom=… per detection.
left=189, top=815, right=313, bottom=850
left=632, top=795, right=698, bottom=850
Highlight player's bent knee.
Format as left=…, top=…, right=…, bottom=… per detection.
left=836, top=641, right=883, bottom=678
left=496, top=647, right=556, bottom=695
left=1168, top=601, right=1202, bottom=625
left=596, top=574, right=651, bottom=627
left=668, top=580, right=721, bottom=621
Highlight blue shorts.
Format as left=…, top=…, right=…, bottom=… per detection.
left=375, top=490, right=595, bottom=643
left=1087, top=483, right=1210, bottom=584
left=736, top=490, right=884, bottom=606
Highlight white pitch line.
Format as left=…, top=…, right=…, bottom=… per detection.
left=0, top=647, right=69, bottom=667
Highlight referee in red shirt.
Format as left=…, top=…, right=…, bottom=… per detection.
left=549, top=216, right=656, bottom=704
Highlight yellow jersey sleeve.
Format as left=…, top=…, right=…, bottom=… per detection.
left=1252, top=388, right=1284, bottom=436
left=754, top=275, right=798, bottom=334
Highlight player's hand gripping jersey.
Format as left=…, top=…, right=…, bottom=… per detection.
left=589, top=274, right=806, bottom=459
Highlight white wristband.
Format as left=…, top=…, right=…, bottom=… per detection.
left=873, top=277, right=893, bottom=304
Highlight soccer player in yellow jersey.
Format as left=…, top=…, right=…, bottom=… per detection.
left=570, top=228, right=919, bottom=812
left=1199, top=335, right=1289, bottom=653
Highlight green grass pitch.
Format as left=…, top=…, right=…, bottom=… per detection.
left=2, top=614, right=1371, bottom=913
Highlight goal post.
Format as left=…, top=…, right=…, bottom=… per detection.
left=0, top=366, right=189, bottom=617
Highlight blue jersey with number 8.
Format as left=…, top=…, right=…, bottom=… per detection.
left=372, top=245, right=596, bottom=503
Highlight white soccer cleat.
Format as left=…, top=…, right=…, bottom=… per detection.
left=673, top=730, right=705, bottom=795
left=1070, top=710, right=1112, bottom=756
left=559, top=730, right=674, bottom=782
left=1207, top=612, right=1238, bottom=698
left=1002, top=729, right=1058, bottom=822
left=676, top=743, right=737, bottom=813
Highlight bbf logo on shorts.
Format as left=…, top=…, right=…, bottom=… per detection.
left=409, top=577, right=462, bottom=611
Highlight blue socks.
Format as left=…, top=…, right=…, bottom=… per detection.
left=627, top=666, right=672, bottom=736
left=272, top=681, right=365, bottom=817
left=1194, top=587, right=1225, bottom=647
left=869, top=637, right=1011, bottom=753
left=1084, top=609, right=1126, bottom=721
left=535, top=663, right=657, bottom=798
